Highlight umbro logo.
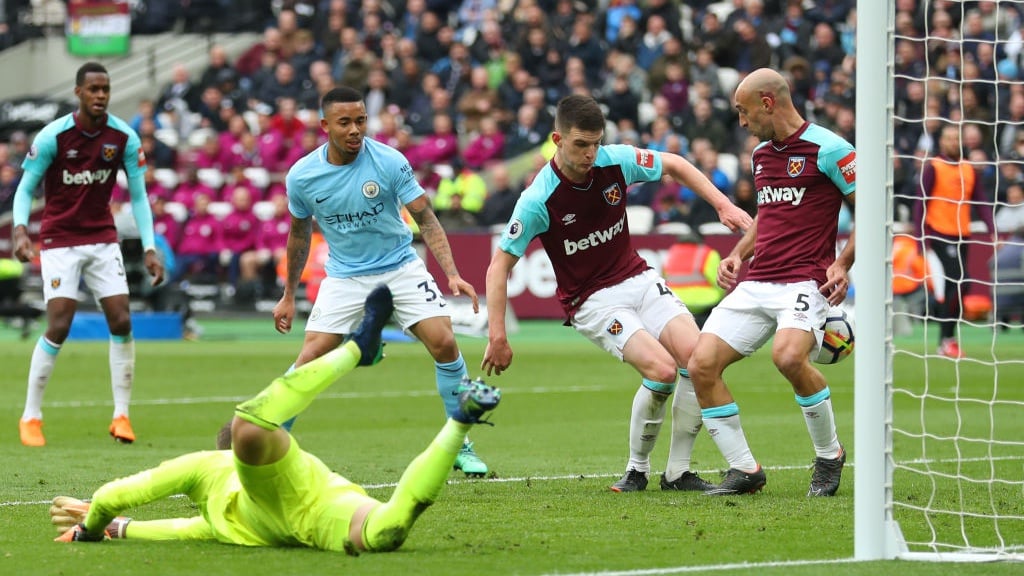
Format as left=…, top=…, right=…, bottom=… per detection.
left=67, top=149, right=79, bottom=159
left=562, top=213, right=576, bottom=225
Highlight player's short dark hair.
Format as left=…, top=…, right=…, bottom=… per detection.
left=555, top=95, right=605, bottom=133
left=321, top=86, right=363, bottom=112
left=76, top=62, right=108, bottom=86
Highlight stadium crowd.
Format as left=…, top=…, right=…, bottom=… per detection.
left=2, top=0, right=1023, bottom=307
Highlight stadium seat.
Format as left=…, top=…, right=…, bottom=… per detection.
left=153, top=128, right=180, bottom=149
left=252, top=201, right=276, bottom=221
left=197, top=168, right=224, bottom=190
left=654, top=221, right=694, bottom=237
left=626, top=205, right=655, bottom=234
left=164, top=201, right=189, bottom=223
left=698, top=222, right=733, bottom=236
left=717, top=67, right=741, bottom=97
left=207, top=201, right=233, bottom=220
left=717, top=153, right=739, bottom=184
left=243, top=167, right=270, bottom=191
left=153, top=168, right=179, bottom=190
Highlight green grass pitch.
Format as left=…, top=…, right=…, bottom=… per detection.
left=1, top=319, right=1021, bottom=576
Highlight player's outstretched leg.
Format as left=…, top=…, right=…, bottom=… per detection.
left=235, top=286, right=394, bottom=430
left=348, top=284, right=394, bottom=366
left=359, top=378, right=500, bottom=552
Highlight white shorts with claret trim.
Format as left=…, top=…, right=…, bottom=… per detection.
left=40, top=243, right=130, bottom=302
left=572, top=269, right=691, bottom=360
left=701, top=280, right=828, bottom=357
left=305, top=259, right=449, bottom=335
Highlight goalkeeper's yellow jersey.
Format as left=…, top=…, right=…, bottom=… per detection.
left=190, top=444, right=376, bottom=551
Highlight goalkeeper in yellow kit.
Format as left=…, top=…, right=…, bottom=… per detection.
left=49, top=285, right=501, bottom=553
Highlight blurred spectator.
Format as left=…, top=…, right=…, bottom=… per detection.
left=476, top=164, right=520, bottom=228
left=716, top=18, right=771, bottom=74
left=200, top=44, right=239, bottom=93
left=219, top=186, right=259, bottom=290
left=640, top=0, right=683, bottom=41
left=683, top=98, right=731, bottom=153
left=603, top=74, right=640, bottom=130
left=282, top=129, right=323, bottom=170
left=996, top=183, right=1024, bottom=236
left=566, top=14, right=605, bottom=88
left=773, top=1, right=814, bottom=63
left=434, top=160, right=486, bottom=213
left=241, top=193, right=290, bottom=299
left=505, top=104, right=547, bottom=159
left=405, top=112, right=459, bottom=169
left=659, top=61, right=690, bottom=117
left=237, top=27, right=285, bottom=78
left=0, top=163, right=19, bottom=214
left=151, top=196, right=182, bottom=251
left=733, top=177, right=758, bottom=218
left=406, top=76, right=451, bottom=135
left=8, top=131, right=29, bottom=167
left=463, top=116, right=505, bottom=169
left=173, top=167, right=220, bottom=210
left=269, top=97, right=306, bottom=145
left=689, top=45, right=723, bottom=99
left=655, top=193, right=688, bottom=226
left=457, top=66, right=502, bottom=134
left=604, top=0, right=642, bottom=44
left=637, top=14, right=672, bottom=71
left=257, top=61, right=304, bottom=107
left=175, top=193, right=222, bottom=283
left=157, top=64, right=201, bottom=114
left=435, top=191, right=481, bottom=232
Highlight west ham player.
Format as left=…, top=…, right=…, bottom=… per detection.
left=687, top=67, right=856, bottom=496
left=482, top=95, right=752, bottom=493
left=12, top=62, right=164, bottom=447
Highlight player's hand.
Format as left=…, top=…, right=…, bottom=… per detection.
left=273, top=294, right=296, bottom=334
left=447, top=274, right=480, bottom=313
left=717, top=254, right=743, bottom=290
left=819, top=262, right=850, bottom=306
left=12, top=229, right=33, bottom=263
left=143, top=250, right=165, bottom=286
left=481, top=337, right=513, bottom=376
left=716, top=204, right=753, bottom=233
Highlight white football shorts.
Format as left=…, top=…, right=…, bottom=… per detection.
left=40, top=243, right=130, bottom=302
left=701, top=280, right=827, bottom=357
left=305, top=258, right=450, bottom=334
left=572, top=269, right=691, bottom=360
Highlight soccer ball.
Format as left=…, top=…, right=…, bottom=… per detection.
left=813, top=308, right=855, bottom=365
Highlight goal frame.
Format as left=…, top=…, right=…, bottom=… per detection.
left=854, top=0, right=1022, bottom=562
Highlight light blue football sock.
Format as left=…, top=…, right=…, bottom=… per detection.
left=436, top=353, right=468, bottom=418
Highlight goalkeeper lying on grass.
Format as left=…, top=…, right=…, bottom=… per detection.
left=49, top=285, right=500, bottom=554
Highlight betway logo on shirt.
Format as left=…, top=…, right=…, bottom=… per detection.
left=62, top=169, right=113, bottom=185
left=564, top=214, right=626, bottom=255
left=757, top=186, right=806, bottom=206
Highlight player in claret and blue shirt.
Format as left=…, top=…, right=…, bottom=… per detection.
left=688, top=67, right=857, bottom=497
left=11, top=62, right=164, bottom=447
left=483, top=94, right=752, bottom=494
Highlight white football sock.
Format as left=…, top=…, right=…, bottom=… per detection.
left=703, top=413, right=758, bottom=472
left=664, top=375, right=702, bottom=480
left=626, top=385, right=670, bottom=473
left=801, top=397, right=842, bottom=459
left=110, top=335, right=135, bottom=418
left=22, top=336, right=61, bottom=420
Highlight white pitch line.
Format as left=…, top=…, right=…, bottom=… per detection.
left=541, top=557, right=866, bottom=576
left=36, top=385, right=613, bottom=409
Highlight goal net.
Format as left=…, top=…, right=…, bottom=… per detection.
left=856, top=0, right=1024, bottom=562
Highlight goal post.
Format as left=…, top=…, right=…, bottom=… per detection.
left=854, top=0, right=899, bottom=561
left=855, top=0, right=1024, bottom=562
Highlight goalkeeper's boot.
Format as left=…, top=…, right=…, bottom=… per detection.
left=703, top=465, right=767, bottom=495
left=610, top=469, right=649, bottom=492
left=807, top=445, right=846, bottom=497
left=660, top=471, right=715, bottom=492
left=109, top=415, right=135, bottom=444
left=55, top=523, right=110, bottom=542
left=938, top=339, right=965, bottom=359
left=346, top=285, right=394, bottom=366
left=19, top=417, right=45, bottom=447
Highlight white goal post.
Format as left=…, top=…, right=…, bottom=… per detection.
left=855, top=0, right=1024, bottom=562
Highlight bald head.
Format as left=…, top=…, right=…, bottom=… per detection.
left=735, top=68, right=793, bottom=108
left=733, top=68, right=805, bottom=141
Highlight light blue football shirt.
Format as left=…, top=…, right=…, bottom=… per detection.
left=286, top=138, right=424, bottom=278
